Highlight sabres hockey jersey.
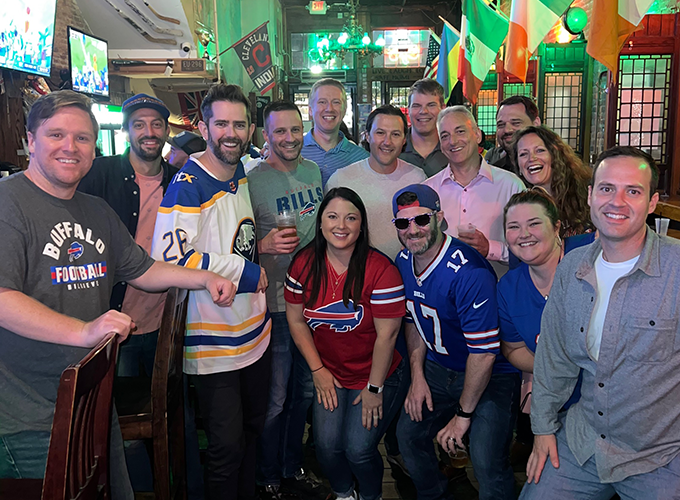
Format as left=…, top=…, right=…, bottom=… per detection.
left=152, top=156, right=270, bottom=375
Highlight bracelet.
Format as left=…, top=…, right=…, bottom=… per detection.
left=311, top=365, right=325, bottom=373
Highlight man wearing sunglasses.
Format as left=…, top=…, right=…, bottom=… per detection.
left=391, top=184, right=520, bottom=500
left=423, top=106, right=524, bottom=277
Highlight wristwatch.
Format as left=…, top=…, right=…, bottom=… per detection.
left=367, top=382, right=384, bottom=394
left=455, top=402, right=474, bottom=419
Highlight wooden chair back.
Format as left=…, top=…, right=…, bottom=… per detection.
left=42, top=334, right=119, bottom=500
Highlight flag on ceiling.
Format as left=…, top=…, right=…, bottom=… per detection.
left=458, top=0, right=509, bottom=104
left=436, top=22, right=461, bottom=103
left=505, top=0, right=572, bottom=82
left=423, top=31, right=441, bottom=79
left=586, top=0, right=655, bottom=74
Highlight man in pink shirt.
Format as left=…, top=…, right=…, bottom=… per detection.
left=423, top=106, right=524, bottom=275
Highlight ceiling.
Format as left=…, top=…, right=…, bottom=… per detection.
left=75, top=0, right=196, bottom=59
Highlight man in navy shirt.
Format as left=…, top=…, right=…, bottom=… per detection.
left=392, top=184, right=520, bottom=500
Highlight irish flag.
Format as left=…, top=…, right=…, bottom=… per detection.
left=458, top=0, right=509, bottom=104
left=505, top=0, right=572, bottom=82
left=587, top=0, right=655, bottom=74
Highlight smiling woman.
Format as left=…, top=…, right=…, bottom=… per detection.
left=284, top=187, right=408, bottom=500
left=513, top=126, right=593, bottom=237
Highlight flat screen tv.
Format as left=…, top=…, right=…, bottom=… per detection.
left=0, top=1, right=57, bottom=77
left=68, top=27, right=109, bottom=98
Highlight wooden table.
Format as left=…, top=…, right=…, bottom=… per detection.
left=655, top=196, right=680, bottom=221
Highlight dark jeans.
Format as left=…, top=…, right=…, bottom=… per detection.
left=0, top=409, right=134, bottom=500
left=314, top=360, right=409, bottom=500
left=279, top=341, right=314, bottom=478
left=256, top=312, right=295, bottom=485
left=117, top=330, right=159, bottom=377
left=192, top=346, right=272, bottom=500
left=398, top=361, right=520, bottom=500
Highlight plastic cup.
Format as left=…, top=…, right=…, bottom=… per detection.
left=275, top=211, right=297, bottom=238
left=457, top=223, right=476, bottom=237
left=655, top=217, right=670, bottom=236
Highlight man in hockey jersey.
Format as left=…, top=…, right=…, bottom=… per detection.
left=152, top=83, right=270, bottom=500
left=392, top=184, right=520, bottom=500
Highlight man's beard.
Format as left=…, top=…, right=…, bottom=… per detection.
left=131, top=137, right=163, bottom=162
left=398, top=216, right=440, bottom=255
left=207, top=130, right=247, bottom=166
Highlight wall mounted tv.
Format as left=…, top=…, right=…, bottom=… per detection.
left=0, top=1, right=57, bottom=77
left=68, top=27, right=109, bottom=98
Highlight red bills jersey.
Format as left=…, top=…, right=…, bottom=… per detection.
left=285, top=248, right=405, bottom=389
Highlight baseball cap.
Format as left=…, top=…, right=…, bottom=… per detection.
left=167, top=131, right=206, bottom=155
left=392, top=184, right=441, bottom=216
left=122, top=93, right=170, bottom=124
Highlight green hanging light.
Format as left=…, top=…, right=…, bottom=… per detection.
left=562, top=6, right=588, bottom=35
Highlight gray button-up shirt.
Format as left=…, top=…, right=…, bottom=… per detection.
left=532, top=229, right=680, bottom=483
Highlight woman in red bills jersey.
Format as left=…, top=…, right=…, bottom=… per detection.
left=284, top=187, right=408, bottom=500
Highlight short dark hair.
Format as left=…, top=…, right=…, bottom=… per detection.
left=408, top=79, right=445, bottom=107
left=504, top=188, right=561, bottom=234
left=263, top=100, right=302, bottom=132
left=497, top=95, right=539, bottom=122
left=362, top=105, right=408, bottom=152
left=592, top=146, right=659, bottom=198
left=200, top=83, right=252, bottom=125
left=27, top=90, right=99, bottom=136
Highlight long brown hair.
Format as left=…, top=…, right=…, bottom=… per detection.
left=512, top=126, right=592, bottom=236
left=291, top=188, right=370, bottom=310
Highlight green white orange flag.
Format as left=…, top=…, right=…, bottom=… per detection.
left=505, top=0, right=572, bottom=82
left=587, top=0, right=655, bottom=74
left=458, top=0, right=509, bottom=104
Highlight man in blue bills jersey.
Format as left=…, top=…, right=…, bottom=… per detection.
left=392, top=184, right=520, bottom=500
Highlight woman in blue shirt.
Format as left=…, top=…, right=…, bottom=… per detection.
left=498, top=189, right=593, bottom=456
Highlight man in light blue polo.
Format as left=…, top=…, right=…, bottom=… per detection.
left=301, top=78, right=368, bottom=187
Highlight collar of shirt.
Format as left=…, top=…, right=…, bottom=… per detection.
left=303, top=130, right=350, bottom=153
left=574, top=228, right=660, bottom=282
left=404, top=130, right=442, bottom=157
left=437, top=156, right=494, bottom=188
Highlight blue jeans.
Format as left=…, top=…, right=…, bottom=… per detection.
left=519, top=424, right=680, bottom=500
left=256, top=312, right=295, bottom=485
left=314, top=360, right=409, bottom=500
left=0, top=410, right=134, bottom=500
left=117, top=330, right=159, bottom=377
left=397, top=361, right=520, bottom=500
left=279, top=340, right=314, bottom=478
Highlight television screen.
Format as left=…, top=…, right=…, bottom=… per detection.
left=68, top=27, right=109, bottom=98
left=0, top=1, right=57, bottom=77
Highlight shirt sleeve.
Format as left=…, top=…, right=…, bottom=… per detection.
left=151, top=179, right=261, bottom=293
left=284, top=254, right=307, bottom=304
left=105, top=205, right=155, bottom=283
left=497, top=282, right=523, bottom=344
left=531, top=263, right=581, bottom=435
left=369, top=260, right=405, bottom=319
left=324, top=171, right=339, bottom=193
left=455, top=266, right=500, bottom=354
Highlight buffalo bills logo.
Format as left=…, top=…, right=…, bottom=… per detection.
left=299, top=201, right=316, bottom=220
left=67, top=242, right=84, bottom=262
left=233, top=218, right=257, bottom=263
left=305, top=300, right=364, bottom=332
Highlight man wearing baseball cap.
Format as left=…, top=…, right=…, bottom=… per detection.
left=165, top=130, right=206, bottom=169
left=79, top=93, right=178, bottom=377
left=391, top=184, right=520, bottom=500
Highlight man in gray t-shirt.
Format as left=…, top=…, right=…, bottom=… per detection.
left=0, top=91, right=237, bottom=490
left=247, top=101, right=327, bottom=499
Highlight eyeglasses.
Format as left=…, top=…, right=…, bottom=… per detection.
left=392, top=212, right=437, bottom=230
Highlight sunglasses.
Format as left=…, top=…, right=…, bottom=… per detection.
left=392, top=212, right=437, bottom=230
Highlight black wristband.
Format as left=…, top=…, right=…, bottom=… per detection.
left=311, top=365, right=324, bottom=373
left=455, top=402, right=474, bottom=419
